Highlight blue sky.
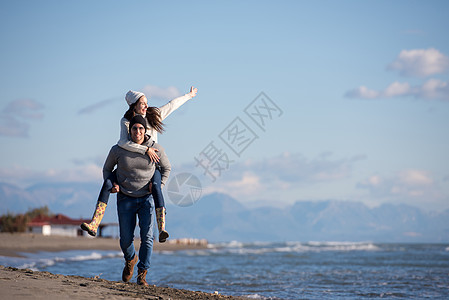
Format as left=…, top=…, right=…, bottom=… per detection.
left=1, top=0, right=448, bottom=211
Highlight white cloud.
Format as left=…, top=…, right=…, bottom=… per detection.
left=2, top=99, right=44, bottom=119
left=78, top=98, right=118, bottom=115
left=0, top=164, right=103, bottom=187
left=345, top=79, right=449, bottom=101
left=418, top=78, right=449, bottom=100
left=229, top=152, right=364, bottom=185
left=346, top=48, right=449, bottom=102
left=383, top=81, right=411, bottom=97
left=388, top=48, right=449, bottom=77
left=203, top=172, right=264, bottom=198
left=345, top=86, right=380, bottom=99
left=0, top=99, right=44, bottom=137
left=368, top=175, right=382, bottom=186
left=141, top=85, right=181, bottom=101
left=0, top=115, right=30, bottom=137
left=357, top=170, right=443, bottom=207
left=175, top=152, right=365, bottom=204
left=44, top=164, right=103, bottom=183
left=398, top=170, right=433, bottom=186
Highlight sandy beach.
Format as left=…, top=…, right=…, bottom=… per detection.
left=0, top=233, right=244, bottom=300
left=0, top=233, right=208, bottom=257
left=0, top=266, right=245, bottom=300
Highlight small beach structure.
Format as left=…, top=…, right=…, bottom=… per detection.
left=28, top=214, right=115, bottom=237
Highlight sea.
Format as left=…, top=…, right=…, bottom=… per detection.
left=1, top=241, right=449, bottom=299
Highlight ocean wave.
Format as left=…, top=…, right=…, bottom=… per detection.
left=213, top=240, right=245, bottom=248
left=243, top=293, right=271, bottom=299
left=203, top=241, right=381, bottom=256
left=18, top=258, right=56, bottom=271
left=299, top=241, right=381, bottom=252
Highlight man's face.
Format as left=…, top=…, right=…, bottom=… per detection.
left=130, top=123, right=145, bottom=144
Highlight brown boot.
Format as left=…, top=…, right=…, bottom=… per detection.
left=137, top=268, right=149, bottom=286
left=122, top=254, right=138, bottom=282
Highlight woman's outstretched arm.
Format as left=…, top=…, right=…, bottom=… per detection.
left=158, top=86, right=198, bottom=120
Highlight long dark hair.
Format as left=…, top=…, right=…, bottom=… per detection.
left=124, top=102, right=165, bottom=134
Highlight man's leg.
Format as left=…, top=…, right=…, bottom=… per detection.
left=117, top=193, right=138, bottom=282
left=136, top=194, right=154, bottom=285
left=117, top=193, right=137, bottom=259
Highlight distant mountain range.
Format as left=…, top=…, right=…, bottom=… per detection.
left=1, top=182, right=448, bottom=243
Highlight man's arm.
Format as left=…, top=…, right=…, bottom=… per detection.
left=102, top=146, right=118, bottom=181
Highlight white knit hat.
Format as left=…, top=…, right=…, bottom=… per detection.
left=125, top=90, right=145, bottom=106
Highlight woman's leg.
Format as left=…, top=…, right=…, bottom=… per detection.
left=97, top=171, right=117, bottom=204
left=151, top=167, right=165, bottom=208
left=151, top=168, right=169, bottom=243
left=80, top=171, right=117, bottom=236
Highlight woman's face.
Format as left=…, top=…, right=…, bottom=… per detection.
left=134, top=96, right=148, bottom=115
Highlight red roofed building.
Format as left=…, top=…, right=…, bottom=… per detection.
left=28, top=214, right=92, bottom=237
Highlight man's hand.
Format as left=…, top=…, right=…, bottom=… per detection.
left=111, top=183, right=120, bottom=193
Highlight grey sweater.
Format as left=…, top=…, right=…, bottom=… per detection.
left=103, top=138, right=171, bottom=198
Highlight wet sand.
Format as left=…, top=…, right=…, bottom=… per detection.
left=0, top=266, right=244, bottom=300
left=0, top=233, right=208, bottom=257
left=0, top=233, right=244, bottom=299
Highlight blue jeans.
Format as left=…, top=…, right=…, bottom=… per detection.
left=151, top=167, right=165, bottom=208
left=117, top=192, right=154, bottom=270
left=99, top=169, right=165, bottom=208
left=97, top=171, right=116, bottom=204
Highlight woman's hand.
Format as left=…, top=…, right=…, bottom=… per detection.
left=147, top=147, right=160, bottom=163
left=189, top=86, right=198, bottom=98
left=111, top=183, right=120, bottom=193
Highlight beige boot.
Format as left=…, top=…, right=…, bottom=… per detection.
left=137, top=268, right=149, bottom=286
left=155, top=207, right=169, bottom=243
left=80, top=201, right=107, bottom=237
left=122, top=254, right=138, bottom=282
